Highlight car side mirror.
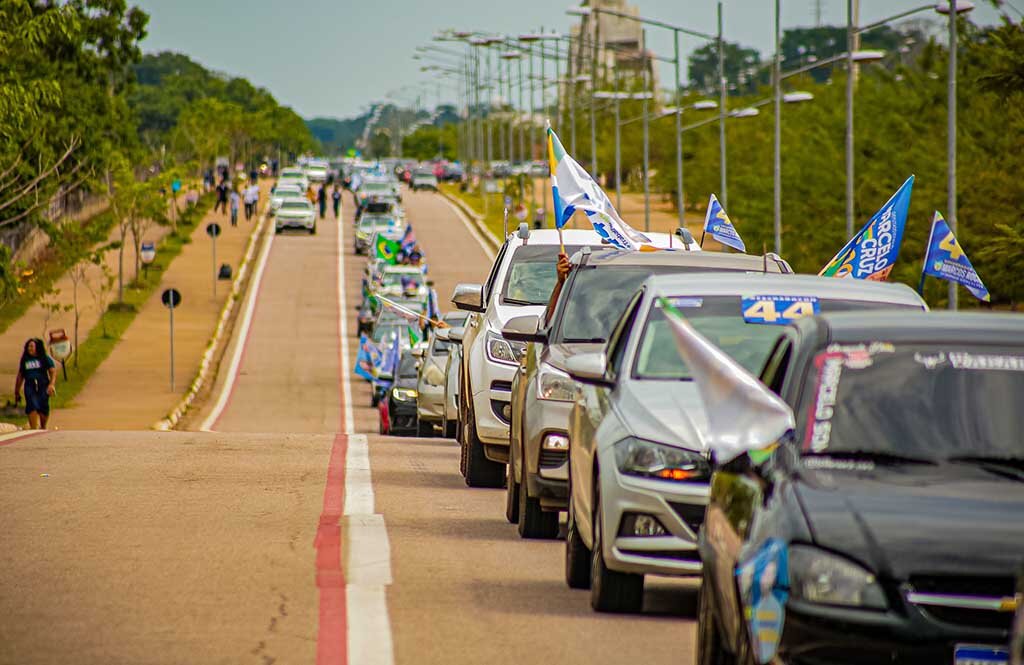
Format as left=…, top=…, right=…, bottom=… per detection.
left=501, top=314, right=545, bottom=344
left=447, top=326, right=466, bottom=344
left=565, top=352, right=611, bottom=386
left=434, top=327, right=451, bottom=341
left=451, top=283, right=484, bottom=313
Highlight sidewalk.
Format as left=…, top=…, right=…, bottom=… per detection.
left=0, top=191, right=190, bottom=401
left=53, top=181, right=271, bottom=430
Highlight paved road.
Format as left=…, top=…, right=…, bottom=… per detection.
left=0, top=188, right=698, bottom=665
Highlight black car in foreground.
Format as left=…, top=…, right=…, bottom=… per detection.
left=696, top=311, right=1024, bottom=665
left=386, top=350, right=420, bottom=436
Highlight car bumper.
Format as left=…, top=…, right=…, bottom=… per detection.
left=277, top=217, right=314, bottom=229
left=599, top=460, right=709, bottom=577
left=388, top=397, right=418, bottom=431
left=471, top=363, right=515, bottom=447
left=523, top=399, right=572, bottom=509
left=417, top=385, right=445, bottom=422
left=775, top=599, right=1011, bottom=664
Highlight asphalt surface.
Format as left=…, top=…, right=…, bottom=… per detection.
left=0, top=187, right=698, bottom=665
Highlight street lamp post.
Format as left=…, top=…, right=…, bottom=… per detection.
left=641, top=29, right=650, bottom=232
left=774, top=0, right=783, bottom=254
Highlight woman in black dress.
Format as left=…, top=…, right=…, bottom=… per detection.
left=14, top=338, right=57, bottom=429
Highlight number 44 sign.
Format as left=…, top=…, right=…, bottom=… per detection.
left=742, top=295, right=820, bottom=325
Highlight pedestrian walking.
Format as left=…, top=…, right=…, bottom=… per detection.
left=317, top=184, right=327, bottom=219
left=306, top=185, right=317, bottom=205
left=14, top=338, right=57, bottom=430
left=243, top=183, right=258, bottom=221
left=215, top=179, right=229, bottom=214
left=229, top=188, right=240, bottom=226
left=331, top=184, right=342, bottom=218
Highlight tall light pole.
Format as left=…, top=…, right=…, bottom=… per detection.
left=846, top=0, right=857, bottom=237
left=641, top=29, right=650, bottom=232
left=774, top=0, right=783, bottom=254
left=718, top=2, right=727, bottom=208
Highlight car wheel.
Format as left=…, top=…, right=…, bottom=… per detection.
left=504, top=458, right=520, bottom=524
left=697, top=566, right=739, bottom=665
left=518, top=471, right=558, bottom=539
left=565, top=499, right=592, bottom=589
left=463, top=412, right=504, bottom=488
left=444, top=419, right=457, bottom=439
left=310, top=224, right=317, bottom=235
left=371, top=391, right=380, bottom=408
left=590, top=484, right=644, bottom=613
left=417, top=418, right=434, bottom=438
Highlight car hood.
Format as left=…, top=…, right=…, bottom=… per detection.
left=797, top=461, right=1024, bottom=580
left=616, top=380, right=707, bottom=453
left=542, top=342, right=603, bottom=372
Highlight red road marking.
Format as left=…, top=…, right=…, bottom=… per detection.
left=315, top=431, right=348, bottom=665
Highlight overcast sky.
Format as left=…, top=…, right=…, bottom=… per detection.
left=133, top=0, right=1006, bottom=120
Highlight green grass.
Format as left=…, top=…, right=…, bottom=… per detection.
left=0, top=195, right=214, bottom=425
left=439, top=183, right=516, bottom=240
left=0, top=208, right=119, bottom=335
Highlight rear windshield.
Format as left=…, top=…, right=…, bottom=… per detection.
left=555, top=265, right=704, bottom=343
left=797, top=344, right=1024, bottom=461
left=633, top=297, right=923, bottom=380
left=398, top=354, right=419, bottom=378
left=500, top=244, right=586, bottom=306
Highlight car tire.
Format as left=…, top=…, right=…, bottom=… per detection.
left=444, top=419, right=457, bottom=439
left=590, top=485, right=644, bottom=613
left=309, top=224, right=316, bottom=235
left=417, top=418, right=434, bottom=438
left=504, top=459, right=520, bottom=524
left=371, top=391, right=380, bottom=408
left=697, top=567, right=740, bottom=665
left=463, top=412, right=504, bottom=488
left=518, top=475, right=558, bottom=539
left=565, top=500, right=592, bottom=589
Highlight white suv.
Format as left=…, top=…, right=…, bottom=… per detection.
left=450, top=227, right=680, bottom=487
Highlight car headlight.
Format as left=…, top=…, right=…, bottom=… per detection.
left=538, top=363, right=575, bottom=402
left=357, top=231, right=369, bottom=240
left=788, top=546, right=887, bottom=609
left=485, top=331, right=525, bottom=366
left=392, top=387, right=418, bottom=402
left=613, top=437, right=710, bottom=482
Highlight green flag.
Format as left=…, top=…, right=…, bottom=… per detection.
left=375, top=237, right=402, bottom=264
left=407, top=325, right=421, bottom=347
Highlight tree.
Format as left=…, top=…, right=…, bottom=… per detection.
left=402, top=124, right=458, bottom=161
left=688, top=41, right=763, bottom=95
left=106, top=155, right=166, bottom=303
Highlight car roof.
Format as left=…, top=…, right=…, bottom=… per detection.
left=573, top=247, right=789, bottom=272
left=647, top=272, right=928, bottom=308
left=503, top=229, right=693, bottom=250
left=800, top=311, right=1024, bottom=346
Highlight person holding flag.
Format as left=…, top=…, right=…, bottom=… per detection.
left=701, top=194, right=746, bottom=252
left=401, top=224, right=417, bottom=253
left=919, top=211, right=990, bottom=302
left=547, top=125, right=651, bottom=251
left=820, top=176, right=914, bottom=281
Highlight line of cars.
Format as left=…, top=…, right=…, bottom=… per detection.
left=418, top=218, right=1024, bottom=664
left=269, top=164, right=319, bottom=234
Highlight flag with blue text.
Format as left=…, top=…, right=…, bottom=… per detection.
left=922, top=211, right=990, bottom=302
left=546, top=126, right=651, bottom=250
left=703, top=194, right=746, bottom=252
left=819, top=175, right=914, bottom=281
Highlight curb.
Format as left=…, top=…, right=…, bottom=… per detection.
left=152, top=208, right=269, bottom=431
left=437, top=188, right=501, bottom=254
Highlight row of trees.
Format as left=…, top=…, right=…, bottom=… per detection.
left=0, top=1, right=318, bottom=309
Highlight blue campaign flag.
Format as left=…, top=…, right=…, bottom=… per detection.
left=820, top=175, right=914, bottom=281
left=703, top=194, right=746, bottom=252
left=401, top=224, right=417, bottom=253
left=354, top=334, right=376, bottom=382
left=921, top=211, right=990, bottom=302
left=377, top=334, right=401, bottom=388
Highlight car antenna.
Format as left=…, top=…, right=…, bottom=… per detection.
left=763, top=242, right=768, bottom=273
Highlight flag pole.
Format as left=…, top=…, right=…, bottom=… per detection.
left=503, top=207, right=509, bottom=238
left=918, top=211, right=940, bottom=297
left=699, top=230, right=706, bottom=248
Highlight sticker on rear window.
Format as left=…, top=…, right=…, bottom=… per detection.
left=658, top=297, right=703, bottom=309
left=741, top=295, right=819, bottom=325
left=913, top=351, right=1024, bottom=372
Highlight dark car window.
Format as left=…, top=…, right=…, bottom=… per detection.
left=499, top=245, right=586, bottom=306
left=606, top=290, right=644, bottom=379
left=760, top=338, right=793, bottom=396
left=797, top=343, right=1024, bottom=460
left=398, top=354, right=419, bottom=378
left=554, top=265, right=695, bottom=343
left=431, top=337, right=452, bottom=354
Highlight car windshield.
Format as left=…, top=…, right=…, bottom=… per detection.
left=556, top=265, right=703, bottom=343
left=500, top=244, right=586, bottom=305
left=633, top=296, right=920, bottom=380
left=381, top=272, right=422, bottom=289
left=432, top=337, right=452, bottom=354
left=361, top=183, right=392, bottom=193
left=275, top=187, right=301, bottom=196
left=798, top=344, right=1024, bottom=460
left=373, top=325, right=407, bottom=345
left=398, top=354, right=419, bottom=378
left=280, top=201, right=310, bottom=210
